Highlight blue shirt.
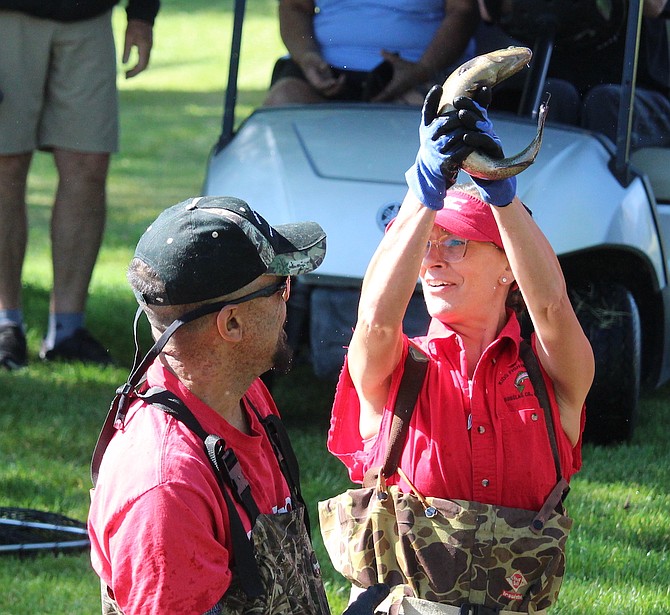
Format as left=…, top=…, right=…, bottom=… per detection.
left=314, top=0, right=445, bottom=71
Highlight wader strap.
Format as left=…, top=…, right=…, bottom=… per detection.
left=383, top=345, right=430, bottom=480
left=363, top=345, right=429, bottom=487
left=246, top=400, right=311, bottom=536
left=91, top=304, right=224, bottom=485
left=518, top=342, right=567, bottom=485
left=141, top=387, right=261, bottom=522
left=518, top=340, right=571, bottom=528
left=142, top=387, right=264, bottom=598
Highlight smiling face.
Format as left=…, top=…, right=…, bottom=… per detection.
left=420, top=226, right=511, bottom=327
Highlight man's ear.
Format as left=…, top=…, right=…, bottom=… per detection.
left=216, top=305, right=243, bottom=342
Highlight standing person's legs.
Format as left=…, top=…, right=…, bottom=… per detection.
left=50, top=149, right=109, bottom=315
left=0, top=153, right=31, bottom=369
left=0, top=10, right=54, bottom=368
left=0, top=153, right=31, bottom=312
left=37, top=11, right=118, bottom=363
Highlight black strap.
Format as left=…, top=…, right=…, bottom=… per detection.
left=143, top=388, right=266, bottom=598
left=518, top=340, right=564, bottom=486
left=142, top=388, right=262, bottom=522
left=381, top=345, right=430, bottom=479
left=247, top=402, right=312, bottom=536
left=91, top=387, right=129, bottom=486
left=362, top=345, right=429, bottom=487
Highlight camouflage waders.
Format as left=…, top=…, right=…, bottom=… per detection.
left=320, top=484, right=571, bottom=612
left=218, top=505, right=330, bottom=614
left=101, top=504, right=330, bottom=615
left=94, top=383, right=330, bottom=615
left=319, top=341, right=572, bottom=613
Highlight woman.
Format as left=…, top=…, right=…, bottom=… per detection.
left=325, top=87, right=595, bottom=609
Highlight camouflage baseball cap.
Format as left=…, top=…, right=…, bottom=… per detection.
left=132, top=196, right=327, bottom=305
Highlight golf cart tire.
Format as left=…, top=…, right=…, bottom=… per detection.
left=571, top=282, right=641, bottom=444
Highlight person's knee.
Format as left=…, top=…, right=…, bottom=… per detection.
left=581, top=84, right=620, bottom=140
left=54, top=150, right=110, bottom=186
left=0, top=153, right=33, bottom=185
left=583, top=84, right=620, bottom=113
left=263, top=77, right=323, bottom=106
left=544, top=79, right=581, bottom=125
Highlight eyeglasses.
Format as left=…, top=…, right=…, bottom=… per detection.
left=425, top=234, right=470, bottom=263
left=226, top=276, right=291, bottom=305
left=176, top=277, right=291, bottom=325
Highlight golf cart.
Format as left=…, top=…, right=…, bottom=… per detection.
left=203, top=0, right=670, bottom=444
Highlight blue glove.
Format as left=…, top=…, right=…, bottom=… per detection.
left=405, top=85, right=472, bottom=210
left=342, top=583, right=390, bottom=615
left=454, top=96, right=517, bottom=207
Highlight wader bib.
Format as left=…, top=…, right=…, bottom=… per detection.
left=93, top=384, right=330, bottom=615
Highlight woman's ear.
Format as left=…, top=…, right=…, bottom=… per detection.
left=499, top=264, right=515, bottom=286
left=216, top=305, right=243, bottom=342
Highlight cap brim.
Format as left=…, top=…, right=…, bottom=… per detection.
left=266, top=221, right=327, bottom=276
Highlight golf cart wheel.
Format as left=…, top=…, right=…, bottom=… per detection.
left=570, top=282, right=641, bottom=444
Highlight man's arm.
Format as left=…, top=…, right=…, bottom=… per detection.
left=278, top=0, right=345, bottom=95
left=416, top=0, right=480, bottom=80
left=123, top=0, right=159, bottom=78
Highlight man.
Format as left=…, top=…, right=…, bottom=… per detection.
left=264, top=0, right=479, bottom=105
left=0, top=0, right=160, bottom=369
left=88, top=196, right=387, bottom=614
left=475, top=0, right=670, bottom=148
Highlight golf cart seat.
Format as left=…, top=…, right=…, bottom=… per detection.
left=631, top=147, right=670, bottom=203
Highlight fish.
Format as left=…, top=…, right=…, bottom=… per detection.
left=438, top=46, right=548, bottom=180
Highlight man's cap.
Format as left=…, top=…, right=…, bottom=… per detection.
left=132, top=196, right=327, bottom=305
left=434, top=190, right=503, bottom=250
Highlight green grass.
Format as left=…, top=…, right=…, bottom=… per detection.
left=1, top=1, right=670, bottom=613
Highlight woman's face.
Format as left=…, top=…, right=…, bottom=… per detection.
left=420, top=227, right=511, bottom=324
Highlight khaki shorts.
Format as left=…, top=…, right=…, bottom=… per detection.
left=0, top=9, right=119, bottom=154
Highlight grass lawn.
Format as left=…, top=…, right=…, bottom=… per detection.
left=1, top=1, right=669, bottom=613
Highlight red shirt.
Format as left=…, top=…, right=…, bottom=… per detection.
left=88, top=362, right=292, bottom=615
left=328, top=313, right=584, bottom=511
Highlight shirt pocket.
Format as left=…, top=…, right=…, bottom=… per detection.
left=499, top=400, right=558, bottom=505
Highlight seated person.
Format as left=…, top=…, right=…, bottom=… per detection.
left=475, top=0, right=670, bottom=148
left=263, top=0, right=479, bottom=106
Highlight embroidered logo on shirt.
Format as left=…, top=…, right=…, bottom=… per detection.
left=514, top=370, right=529, bottom=393
left=501, top=570, right=527, bottom=600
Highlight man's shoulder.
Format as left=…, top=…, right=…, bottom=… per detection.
left=95, top=398, right=216, bottom=508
